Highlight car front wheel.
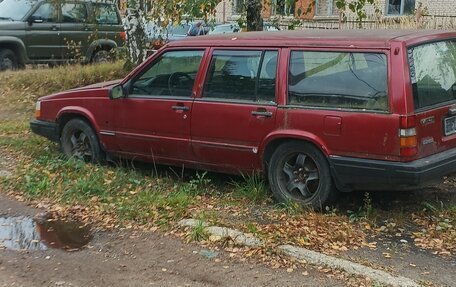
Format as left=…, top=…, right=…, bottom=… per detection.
left=268, top=141, right=338, bottom=210
left=0, top=49, right=18, bottom=71
left=61, top=118, right=103, bottom=163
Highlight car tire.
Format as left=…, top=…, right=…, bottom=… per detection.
left=0, top=49, right=18, bottom=71
left=61, top=118, right=103, bottom=163
left=268, top=141, right=338, bottom=210
left=91, top=49, right=113, bottom=63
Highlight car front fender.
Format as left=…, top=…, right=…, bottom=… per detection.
left=0, top=36, right=28, bottom=63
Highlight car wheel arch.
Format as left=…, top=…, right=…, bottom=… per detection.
left=86, top=39, right=117, bottom=61
left=56, top=109, right=100, bottom=138
left=260, top=132, right=330, bottom=171
left=0, top=38, right=28, bottom=65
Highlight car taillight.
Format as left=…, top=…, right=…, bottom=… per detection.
left=35, top=101, right=41, bottom=119
left=120, top=31, right=126, bottom=42
left=399, top=115, right=417, bottom=157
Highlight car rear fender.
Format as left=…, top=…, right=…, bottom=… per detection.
left=86, top=39, right=117, bottom=60
left=0, top=36, right=28, bottom=64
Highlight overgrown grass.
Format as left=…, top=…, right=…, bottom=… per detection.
left=0, top=62, right=128, bottom=115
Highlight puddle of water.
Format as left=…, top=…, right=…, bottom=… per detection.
left=0, top=215, right=92, bottom=251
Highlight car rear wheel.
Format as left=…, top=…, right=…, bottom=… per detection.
left=268, top=141, right=337, bottom=210
left=61, top=118, right=103, bottom=163
left=91, top=49, right=113, bottom=63
left=0, top=49, right=18, bottom=71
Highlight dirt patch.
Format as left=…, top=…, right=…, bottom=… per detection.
left=0, top=193, right=344, bottom=287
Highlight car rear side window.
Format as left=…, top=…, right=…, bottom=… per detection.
left=93, top=3, right=119, bottom=25
left=409, top=40, right=456, bottom=110
left=62, top=3, right=87, bottom=23
left=131, top=50, right=204, bottom=98
left=203, top=50, right=278, bottom=103
left=288, top=51, right=388, bottom=112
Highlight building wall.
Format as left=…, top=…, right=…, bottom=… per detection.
left=314, top=0, right=456, bottom=18
left=215, top=0, right=234, bottom=22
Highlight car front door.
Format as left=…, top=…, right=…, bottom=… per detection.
left=114, top=49, right=205, bottom=163
left=25, top=1, right=61, bottom=60
left=191, top=49, right=279, bottom=172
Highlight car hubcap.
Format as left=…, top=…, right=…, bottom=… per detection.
left=70, top=131, right=92, bottom=161
left=281, top=153, right=319, bottom=200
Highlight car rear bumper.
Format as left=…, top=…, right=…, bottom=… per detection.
left=329, top=149, right=456, bottom=192
left=30, top=120, right=59, bottom=142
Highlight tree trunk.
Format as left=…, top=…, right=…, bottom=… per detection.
left=246, top=0, right=263, bottom=31
left=123, top=5, right=148, bottom=69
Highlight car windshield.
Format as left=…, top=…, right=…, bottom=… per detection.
left=210, top=24, right=239, bottom=34
left=170, top=24, right=190, bottom=36
left=0, top=0, right=37, bottom=21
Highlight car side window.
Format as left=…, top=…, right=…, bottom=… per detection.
left=32, top=2, right=57, bottom=22
left=131, top=50, right=204, bottom=98
left=203, top=50, right=278, bottom=103
left=61, top=3, right=87, bottom=23
left=93, top=3, right=120, bottom=25
left=288, top=51, right=388, bottom=111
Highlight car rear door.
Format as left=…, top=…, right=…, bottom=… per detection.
left=113, top=49, right=206, bottom=162
left=59, top=1, right=91, bottom=61
left=190, top=48, right=279, bottom=172
left=408, top=39, right=456, bottom=158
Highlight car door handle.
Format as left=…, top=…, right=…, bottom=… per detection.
left=172, top=105, right=190, bottom=111
left=251, top=111, right=272, bottom=117
left=50, top=25, right=58, bottom=31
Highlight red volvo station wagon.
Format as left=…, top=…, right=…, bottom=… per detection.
left=31, top=30, right=456, bottom=208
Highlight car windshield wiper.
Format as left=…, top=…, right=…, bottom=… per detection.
left=0, top=17, right=14, bottom=21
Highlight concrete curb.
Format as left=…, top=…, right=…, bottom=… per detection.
left=278, top=245, right=421, bottom=287
left=178, top=219, right=421, bottom=287
left=178, top=219, right=263, bottom=247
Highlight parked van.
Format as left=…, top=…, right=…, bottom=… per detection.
left=30, top=30, right=456, bottom=208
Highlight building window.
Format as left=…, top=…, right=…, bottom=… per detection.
left=316, top=0, right=337, bottom=17
left=272, top=0, right=295, bottom=16
left=386, top=0, right=415, bottom=15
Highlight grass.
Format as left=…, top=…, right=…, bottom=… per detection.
left=0, top=62, right=128, bottom=115
left=189, top=220, right=209, bottom=242
left=231, top=173, right=270, bottom=204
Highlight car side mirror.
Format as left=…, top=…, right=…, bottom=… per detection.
left=109, top=84, right=125, bottom=100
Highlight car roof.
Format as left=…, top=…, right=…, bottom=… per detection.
left=167, top=29, right=456, bottom=49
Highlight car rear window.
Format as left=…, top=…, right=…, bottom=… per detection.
left=409, top=40, right=456, bottom=110
left=288, top=51, right=388, bottom=112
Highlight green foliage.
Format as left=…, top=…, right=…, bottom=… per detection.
left=189, top=220, right=209, bottom=241
left=347, top=192, right=375, bottom=222
left=147, top=0, right=220, bottom=26
left=231, top=173, right=270, bottom=203
left=335, top=0, right=380, bottom=26
left=246, top=222, right=259, bottom=235
left=277, top=198, right=306, bottom=214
